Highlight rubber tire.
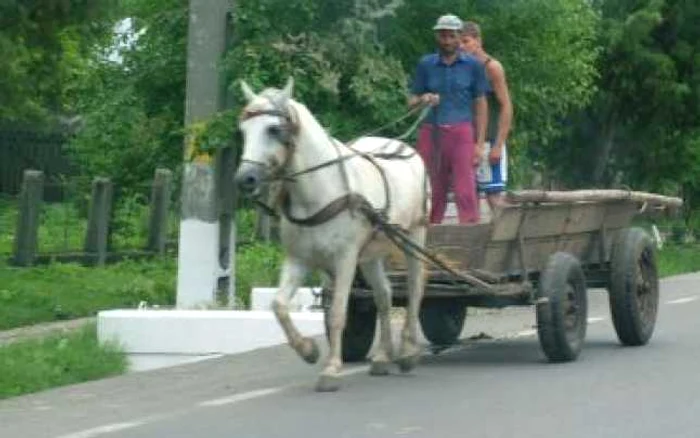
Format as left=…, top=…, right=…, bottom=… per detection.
left=608, top=227, right=659, bottom=346
left=324, top=296, right=376, bottom=363
left=419, top=299, right=467, bottom=346
left=536, top=252, right=588, bottom=363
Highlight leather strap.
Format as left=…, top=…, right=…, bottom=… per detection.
left=281, top=191, right=370, bottom=227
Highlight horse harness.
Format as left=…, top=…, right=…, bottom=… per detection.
left=239, top=101, right=492, bottom=292
left=238, top=102, right=420, bottom=228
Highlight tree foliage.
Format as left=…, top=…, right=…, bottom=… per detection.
left=66, top=0, right=188, bottom=193
left=4, top=0, right=697, bottom=219
left=0, top=0, right=118, bottom=122
left=552, top=0, right=700, bottom=221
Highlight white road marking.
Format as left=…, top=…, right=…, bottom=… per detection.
left=55, top=421, right=145, bottom=438
left=508, top=317, right=605, bottom=339
left=198, top=387, right=283, bottom=407
left=512, top=329, right=537, bottom=338
left=666, top=296, right=699, bottom=305
left=396, top=426, right=423, bottom=435
left=339, top=365, right=371, bottom=377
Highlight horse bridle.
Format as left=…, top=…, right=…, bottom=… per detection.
left=237, top=98, right=421, bottom=227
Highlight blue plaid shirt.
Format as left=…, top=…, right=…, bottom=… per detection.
left=410, top=52, right=488, bottom=125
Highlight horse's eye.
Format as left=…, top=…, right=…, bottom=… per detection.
left=267, top=126, right=282, bottom=138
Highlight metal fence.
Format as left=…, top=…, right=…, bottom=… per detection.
left=0, top=126, right=74, bottom=202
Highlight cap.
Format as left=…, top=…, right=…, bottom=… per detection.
left=432, top=14, right=463, bottom=31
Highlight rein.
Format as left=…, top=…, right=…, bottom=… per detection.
left=241, top=103, right=431, bottom=226
left=240, top=100, right=492, bottom=291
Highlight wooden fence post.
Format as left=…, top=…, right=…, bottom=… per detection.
left=12, top=170, right=44, bottom=266
left=84, top=177, right=113, bottom=266
left=146, top=168, right=173, bottom=254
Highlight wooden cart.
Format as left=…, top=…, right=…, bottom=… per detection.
left=323, top=190, right=683, bottom=363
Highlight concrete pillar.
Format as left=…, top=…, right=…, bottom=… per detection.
left=176, top=0, right=233, bottom=308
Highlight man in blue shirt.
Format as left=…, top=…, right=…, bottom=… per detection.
left=409, top=14, right=488, bottom=224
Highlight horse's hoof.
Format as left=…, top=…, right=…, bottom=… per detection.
left=395, top=354, right=420, bottom=373
left=300, top=338, right=320, bottom=364
left=315, top=374, right=341, bottom=392
left=369, top=361, right=391, bottom=376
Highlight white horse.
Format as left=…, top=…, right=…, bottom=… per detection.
left=234, top=77, right=431, bottom=392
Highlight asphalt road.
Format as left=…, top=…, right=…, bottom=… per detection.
left=2, top=273, right=699, bottom=438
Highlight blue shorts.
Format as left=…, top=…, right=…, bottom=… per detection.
left=476, top=141, right=507, bottom=193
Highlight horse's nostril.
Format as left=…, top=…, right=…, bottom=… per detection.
left=245, top=175, right=257, bottom=185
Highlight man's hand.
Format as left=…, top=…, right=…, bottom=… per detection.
left=474, top=142, right=485, bottom=167
left=409, top=93, right=440, bottom=108
left=489, top=144, right=503, bottom=165
left=421, top=93, right=440, bottom=107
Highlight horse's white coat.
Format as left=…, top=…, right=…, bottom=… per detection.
left=235, top=77, right=431, bottom=391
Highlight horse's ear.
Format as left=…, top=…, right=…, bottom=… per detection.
left=240, top=80, right=257, bottom=102
left=276, top=76, right=294, bottom=106
left=282, top=76, right=294, bottom=98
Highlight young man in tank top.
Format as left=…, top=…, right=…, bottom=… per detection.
left=460, top=21, right=513, bottom=215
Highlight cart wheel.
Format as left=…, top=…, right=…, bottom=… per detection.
left=419, top=299, right=467, bottom=346
left=536, top=252, right=588, bottom=363
left=608, top=227, right=659, bottom=346
left=324, top=295, right=376, bottom=363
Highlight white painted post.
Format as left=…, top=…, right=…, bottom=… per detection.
left=176, top=0, right=232, bottom=309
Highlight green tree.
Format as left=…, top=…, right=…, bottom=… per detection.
left=66, top=0, right=188, bottom=194
left=0, top=0, right=117, bottom=123
left=556, top=0, right=700, bottom=220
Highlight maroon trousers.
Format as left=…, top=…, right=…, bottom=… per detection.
left=417, top=122, right=479, bottom=224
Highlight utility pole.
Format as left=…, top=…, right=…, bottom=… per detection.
left=177, top=0, right=234, bottom=309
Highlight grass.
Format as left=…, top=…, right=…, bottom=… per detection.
left=658, top=243, right=700, bottom=277
left=0, top=194, right=259, bottom=255
left=0, top=240, right=295, bottom=331
left=0, top=258, right=177, bottom=330
left=235, top=242, right=284, bottom=308
left=0, top=194, right=181, bottom=254
left=0, top=322, right=127, bottom=400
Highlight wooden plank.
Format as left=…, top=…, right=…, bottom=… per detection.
left=489, top=206, right=523, bottom=241
left=12, top=170, right=44, bottom=266
left=489, top=201, right=639, bottom=241
left=525, top=203, right=604, bottom=238
left=602, top=201, right=638, bottom=228
left=508, top=189, right=683, bottom=208
left=481, top=230, right=623, bottom=274
left=84, top=177, right=113, bottom=266
left=426, top=223, right=492, bottom=247
left=146, top=169, right=173, bottom=254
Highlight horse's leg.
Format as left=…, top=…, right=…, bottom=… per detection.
left=316, top=251, right=359, bottom=392
left=396, top=225, right=427, bottom=372
left=359, top=257, right=394, bottom=376
left=272, top=257, right=319, bottom=364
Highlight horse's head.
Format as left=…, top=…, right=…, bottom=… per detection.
left=234, top=77, right=298, bottom=197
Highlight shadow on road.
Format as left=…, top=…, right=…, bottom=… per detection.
left=417, top=336, right=653, bottom=369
